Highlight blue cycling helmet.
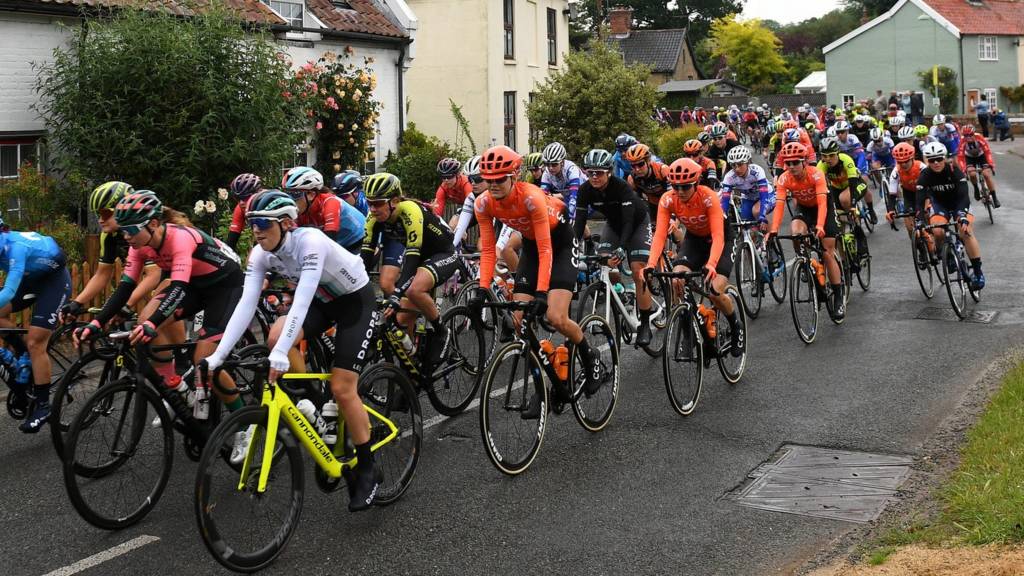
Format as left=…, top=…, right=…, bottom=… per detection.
left=614, top=133, right=636, bottom=152
left=331, top=170, right=363, bottom=195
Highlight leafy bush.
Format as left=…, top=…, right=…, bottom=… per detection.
left=382, top=123, right=464, bottom=201
left=918, top=66, right=959, bottom=115
left=654, top=124, right=704, bottom=163
left=0, top=164, right=85, bottom=263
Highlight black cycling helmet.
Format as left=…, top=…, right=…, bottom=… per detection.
left=331, top=170, right=362, bottom=195
left=436, top=157, right=462, bottom=178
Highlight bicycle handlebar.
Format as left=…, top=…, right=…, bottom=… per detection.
left=203, top=356, right=270, bottom=397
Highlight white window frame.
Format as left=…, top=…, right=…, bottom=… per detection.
left=0, top=141, right=40, bottom=180
left=842, top=94, right=855, bottom=108
left=983, top=88, right=998, bottom=109
left=264, top=0, right=304, bottom=29
left=978, top=36, right=998, bottom=61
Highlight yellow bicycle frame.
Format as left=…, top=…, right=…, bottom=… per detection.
left=239, top=373, right=399, bottom=493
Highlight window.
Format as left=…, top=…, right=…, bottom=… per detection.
left=0, top=141, right=39, bottom=179
left=842, top=94, right=855, bottom=108
left=984, top=88, right=998, bottom=109
left=546, top=8, right=557, bottom=65
left=264, top=0, right=303, bottom=28
left=503, top=91, right=517, bottom=149
left=528, top=92, right=538, bottom=150
left=978, top=36, right=998, bottom=61
left=503, top=0, right=514, bottom=60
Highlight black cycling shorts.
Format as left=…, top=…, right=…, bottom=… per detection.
left=792, top=199, right=840, bottom=238
left=166, top=268, right=244, bottom=341
left=964, top=156, right=990, bottom=170
left=10, top=266, right=71, bottom=330
left=599, top=214, right=652, bottom=264
left=514, top=218, right=578, bottom=294
left=381, top=236, right=404, bottom=268
left=674, top=223, right=736, bottom=278
left=420, top=251, right=459, bottom=287
left=301, top=283, right=377, bottom=373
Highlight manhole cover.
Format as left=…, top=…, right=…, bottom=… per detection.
left=727, top=445, right=913, bottom=523
left=915, top=307, right=998, bottom=324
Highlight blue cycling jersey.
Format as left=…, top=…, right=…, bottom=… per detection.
left=337, top=199, right=368, bottom=249
left=352, top=190, right=369, bottom=216
left=0, top=231, right=65, bottom=309
left=612, top=151, right=632, bottom=180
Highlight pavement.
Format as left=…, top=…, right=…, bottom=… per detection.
left=2, top=142, right=1024, bottom=576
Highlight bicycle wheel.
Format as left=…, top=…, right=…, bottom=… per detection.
left=50, top=350, right=131, bottom=458
left=194, top=405, right=304, bottom=573
left=939, top=241, right=967, bottom=318
left=766, top=238, right=787, bottom=303
left=789, top=260, right=819, bottom=344
left=912, top=235, right=935, bottom=299
left=856, top=248, right=872, bottom=291
left=663, top=304, right=704, bottom=416
left=571, top=314, right=619, bottom=432
left=715, top=287, right=747, bottom=384
left=48, top=321, right=84, bottom=382
left=575, top=281, right=618, bottom=346
left=425, top=305, right=486, bottom=416
left=641, top=275, right=672, bottom=358
left=860, top=200, right=875, bottom=233
left=358, top=363, right=421, bottom=504
left=63, top=379, right=173, bottom=529
left=735, top=241, right=761, bottom=319
left=478, top=341, right=548, bottom=475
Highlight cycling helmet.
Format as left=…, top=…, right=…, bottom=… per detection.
left=797, top=106, right=807, bottom=113
left=623, top=143, right=651, bottom=163
left=765, top=120, right=777, bottom=135
left=90, top=181, right=134, bottom=214
left=523, top=152, right=543, bottom=170
left=682, top=139, right=704, bottom=155
left=246, top=189, right=298, bottom=221
left=897, top=126, right=916, bottom=141
left=869, top=127, right=883, bottom=141
left=826, top=125, right=838, bottom=138
left=727, top=146, right=752, bottom=165
left=932, top=114, right=946, bottom=125
left=282, top=166, right=324, bottom=193
left=819, top=137, right=840, bottom=155
left=666, top=158, right=702, bottom=185
left=889, top=115, right=906, bottom=127
left=614, top=133, right=637, bottom=152
left=362, top=172, right=403, bottom=200
left=854, top=114, right=868, bottom=124
left=331, top=170, right=362, bottom=195
left=805, top=122, right=816, bottom=132
left=541, top=142, right=567, bottom=164
left=778, top=142, right=807, bottom=162
left=464, top=155, right=482, bottom=177
left=922, top=142, right=947, bottom=159
left=782, top=119, right=798, bottom=130
left=961, top=124, right=976, bottom=136
left=696, top=131, right=712, bottom=145
left=480, top=145, right=522, bottom=178
left=783, top=128, right=801, bottom=143
left=436, top=157, right=462, bottom=178
left=710, top=123, right=728, bottom=138
left=834, top=120, right=851, bottom=132
left=114, top=191, right=163, bottom=227
left=582, top=148, right=614, bottom=171
left=229, top=173, right=263, bottom=202
left=892, top=142, right=916, bottom=162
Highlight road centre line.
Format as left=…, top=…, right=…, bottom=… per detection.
left=41, top=535, right=160, bottom=576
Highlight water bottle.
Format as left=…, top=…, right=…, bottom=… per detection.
left=321, top=400, right=338, bottom=446
left=295, top=399, right=327, bottom=436
left=192, top=384, right=210, bottom=420
left=613, top=282, right=625, bottom=295
left=394, top=329, right=414, bottom=354
left=0, top=348, right=17, bottom=382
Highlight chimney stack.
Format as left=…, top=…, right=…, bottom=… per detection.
left=608, top=5, right=633, bottom=37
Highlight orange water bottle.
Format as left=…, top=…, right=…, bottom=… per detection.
left=554, top=345, right=569, bottom=381
left=698, top=304, right=717, bottom=339
left=539, top=339, right=556, bottom=369
left=810, top=258, right=826, bottom=286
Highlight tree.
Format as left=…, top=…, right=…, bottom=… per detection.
left=571, top=0, right=743, bottom=42
left=709, top=17, right=788, bottom=92
left=35, top=5, right=307, bottom=210
left=526, top=40, right=660, bottom=159
left=841, top=0, right=898, bottom=18
left=918, top=66, right=959, bottom=115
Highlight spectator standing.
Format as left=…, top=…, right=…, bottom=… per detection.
left=901, top=91, right=913, bottom=116
left=910, top=92, right=925, bottom=126
left=888, top=91, right=899, bottom=108
left=974, top=94, right=991, bottom=138
left=873, top=90, right=888, bottom=120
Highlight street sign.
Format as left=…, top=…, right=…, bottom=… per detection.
left=932, top=97, right=941, bottom=108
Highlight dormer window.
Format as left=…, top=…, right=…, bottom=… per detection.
left=263, top=0, right=304, bottom=29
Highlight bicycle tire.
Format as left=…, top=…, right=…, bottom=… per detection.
left=789, top=260, right=819, bottom=344
left=735, top=241, right=761, bottom=319
left=857, top=252, right=872, bottom=291
left=357, top=363, right=421, bottom=504
left=662, top=304, right=704, bottom=415
left=63, top=378, right=173, bottom=529
left=940, top=242, right=967, bottom=319
left=912, top=235, right=935, bottom=299
left=575, top=281, right=619, bottom=347
left=640, top=275, right=672, bottom=358
left=829, top=256, right=848, bottom=326
left=860, top=200, right=876, bottom=233
left=767, top=238, right=787, bottom=303
left=194, top=405, right=304, bottom=573
left=424, top=305, right=486, bottom=416
left=570, top=314, right=618, bottom=432
left=478, top=341, right=548, bottom=475
left=50, top=350, right=131, bottom=458
left=715, top=286, right=747, bottom=384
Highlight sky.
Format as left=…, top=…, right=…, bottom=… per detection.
left=740, top=0, right=845, bottom=25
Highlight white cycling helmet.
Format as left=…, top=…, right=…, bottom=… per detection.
left=826, top=125, right=838, bottom=138
left=727, top=145, right=753, bottom=165
left=281, top=166, right=324, bottom=193
left=932, top=114, right=946, bottom=125
left=869, top=127, right=883, bottom=141
left=464, top=155, right=482, bottom=177
left=897, top=126, right=916, bottom=141
left=835, top=120, right=851, bottom=132
left=541, top=142, right=567, bottom=164
left=889, top=115, right=906, bottom=127
left=922, top=141, right=947, bottom=159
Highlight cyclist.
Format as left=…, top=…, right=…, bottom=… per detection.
left=574, top=148, right=655, bottom=346
left=331, top=170, right=370, bottom=216
left=930, top=114, right=960, bottom=156
left=225, top=173, right=265, bottom=250
left=720, top=146, right=775, bottom=229
left=433, top=157, right=472, bottom=230
left=834, top=120, right=877, bottom=221
left=202, top=190, right=381, bottom=511
left=886, top=114, right=906, bottom=142
left=742, top=106, right=761, bottom=142
left=706, top=123, right=740, bottom=173
left=360, top=173, right=457, bottom=363
left=644, top=158, right=744, bottom=356
left=818, top=137, right=869, bottom=269
left=612, top=133, right=638, bottom=179
left=866, top=127, right=896, bottom=174
left=471, top=145, right=604, bottom=415
left=523, top=152, right=544, bottom=185
left=767, top=142, right=845, bottom=319
left=957, top=125, right=1000, bottom=208
left=850, top=114, right=874, bottom=148
left=682, top=139, right=719, bottom=188
left=539, top=142, right=584, bottom=221
left=885, top=142, right=930, bottom=245
left=918, top=142, right=985, bottom=290
left=451, top=155, right=518, bottom=268
left=282, top=166, right=366, bottom=254
left=0, top=219, right=71, bottom=432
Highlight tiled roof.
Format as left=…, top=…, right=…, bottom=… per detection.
left=9, top=0, right=284, bottom=25
left=608, top=28, right=687, bottom=73
left=926, top=0, right=1024, bottom=35
left=304, top=0, right=405, bottom=39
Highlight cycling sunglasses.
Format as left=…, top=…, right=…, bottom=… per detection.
left=120, top=224, right=146, bottom=237
left=367, top=198, right=391, bottom=208
left=630, top=161, right=647, bottom=168
left=670, top=183, right=696, bottom=191
left=468, top=174, right=485, bottom=184
left=926, top=157, right=946, bottom=164
left=484, top=175, right=510, bottom=185
left=543, top=162, right=561, bottom=167
left=784, top=160, right=805, bottom=167
left=713, top=135, right=726, bottom=140
left=821, top=152, right=839, bottom=158
left=248, top=216, right=283, bottom=231
left=586, top=170, right=609, bottom=178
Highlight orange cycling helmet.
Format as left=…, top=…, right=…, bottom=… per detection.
left=778, top=142, right=807, bottom=162
left=782, top=119, right=799, bottom=131
left=666, top=158, right=702, bottom=185
left=479, top=145, right=522, bottom=178
left=624, top=143, right=651, bottom=163
left=682, top=139, right=704, bottom=155
left=892, top=142, right=916, bottom=162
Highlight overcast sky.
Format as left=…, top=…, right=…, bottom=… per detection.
left=740, top=0, right=845, bottom=25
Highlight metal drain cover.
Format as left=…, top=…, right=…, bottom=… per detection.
left=727, top=445, right=913, bottom=523
left=915, top=307, right=998, bottom=323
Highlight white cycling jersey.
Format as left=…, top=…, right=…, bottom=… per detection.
left=209, top=227, right=369, bottom=371
left=452, top=192, right=514, bottom=250
left=720, top=163, right=774, bottom=200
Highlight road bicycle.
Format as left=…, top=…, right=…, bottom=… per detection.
left=645, top=269, right=747, bottom=416
left=731, top=217, right=787, bottom=318
left=477, top=300, right=618, bottom=475
left=923, top=219, right=981, bottom=319
left=194, top=354, right=421, bottom=573
left=892, top=210, right=940, bottom=300
left=836, top=207, right=872, bottom=292
left=778, top=233, right=846, bottom=344
left=1, top=318, right=83, bottom=422
left=966, top=165, right=996, bottom=225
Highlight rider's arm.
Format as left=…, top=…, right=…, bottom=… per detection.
left=616, top=183, right=637, bottom=245
left=646, top=195, right=673, bottom=269
left=226, top=202, right=246, bottom=250
left=770, top=179, right=788, bottom=234
left=571, top=184, right=590, bottom=240
left=813, top=172, right=829, bottom=232
left=565, top=165, right=582, bottom=221
left=128, top=264, right=162, bottom=308
left=359, top=216, right=379, bottom=271
left=956, top=144, right=967, bottom=172
left=706, top=196, right=727, bottom=270
left=982, top=138, right=995, bottom=168
left=207, top=249, right=270, bottom=366
left=432, top=185, right=446, bottom=217
left=393, top=203, right=425, bottom=299
left=0, top=243, right=28, bottom=310
left=474, top=196, right=497, bottom=289
left=952, top=166, right=972, bottom=214
left=94, top=248, right=145, bottom=324
left=267, top=235, right=327, bottom=363
left=451, top=193, right=476, bottom=248
left=718, top=179, right=733, bottom=213
left=755, top=174, right=773, bottom=223
left=528, top=194, right=555, bottom=293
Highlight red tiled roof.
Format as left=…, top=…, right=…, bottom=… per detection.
left=305, top=0, right=406, bottom=39
left=926, top=0, right=1024, bottom=35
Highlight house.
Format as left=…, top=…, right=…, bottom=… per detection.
left=0, top=0, right=416, bottom=179
left=658, top=79, right=748, bottom=108
left=794, top=71, right=827, bottom=94
left=403, top=0, right=571, bottom=153
left=824, top=0, right=1024, bottom=115
left=605, top=6, right=703, bottom=88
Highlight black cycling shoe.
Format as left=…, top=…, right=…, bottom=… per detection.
left=635, top=316, right=653, bottom=348
left=520, top=391, right=542, bottom=420
left=974, top=188, right=981, bottom=201
left=991, top=192, right=1001, bottom=208
left=582, top=350, right=604, bottom=397
left=427, top=323, right=450, bottom=366
left=19, top=401, right=50, bottom=434
left=348, top=462, right=382, bottom=512
left=866, top=205, right=878, bottom=225
left=831, top=291, right=846, bottom=321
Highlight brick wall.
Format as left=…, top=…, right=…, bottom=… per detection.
left=0, top=13, right=74, bottom=134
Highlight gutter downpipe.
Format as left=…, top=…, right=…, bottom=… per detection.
left=397, top=44, right=406, bottom=146
left=959, top=35, right=966, bottom=115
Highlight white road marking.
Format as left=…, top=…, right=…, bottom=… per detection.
left=41, top=535, right=160, bottom=576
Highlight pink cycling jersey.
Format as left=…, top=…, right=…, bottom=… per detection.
left=123, top=224, right=240, bottom=288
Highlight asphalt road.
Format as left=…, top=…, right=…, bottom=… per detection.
left=3, top=142, right=1023, bottom=576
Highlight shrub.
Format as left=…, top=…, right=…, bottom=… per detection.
left=0, top=164, right=85, bottom=263
left=654, top=124, right=704, bottom=163
left=382, top=123, right=464, bottom=201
